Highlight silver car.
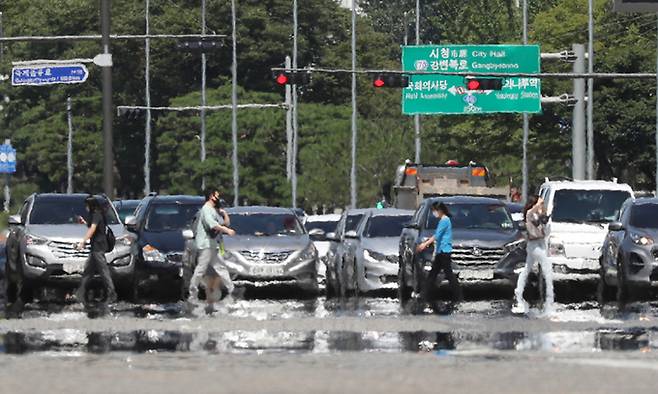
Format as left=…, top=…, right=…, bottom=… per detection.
left=339, top=208, right=413, bottom=295
left=182, top=206, right=319, bottom=296
left=4, top=194, right=137, bottom=303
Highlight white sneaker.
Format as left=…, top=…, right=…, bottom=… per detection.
left=511, top=300, right=529, bottom=314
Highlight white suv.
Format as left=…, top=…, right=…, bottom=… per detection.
left=538, top=179, right=634, bottom=281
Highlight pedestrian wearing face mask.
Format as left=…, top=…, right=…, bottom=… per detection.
left=416, top=201, right=463, bottom=302
left=188, top=187, right=236, bottom=304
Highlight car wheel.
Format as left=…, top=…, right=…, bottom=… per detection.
left=4, top=261, right=17, bottom=305
left=616, top=255, right=630, bottom=308
left=597, top=258, right=614, bottom=306
left=351, top=260, right=360, bottom=297
left=325, top=270, right=336, bottom=298
left=117, top=272, right=138, bottom=303
left=412, top=258, right=425, bottom=296
left=398, top=256, right=411, bottom=303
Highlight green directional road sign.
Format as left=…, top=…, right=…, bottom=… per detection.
left=402, top=45, right=541, bottom=115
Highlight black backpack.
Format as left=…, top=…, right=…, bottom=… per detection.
left=103, top=214, right=116, bottom=252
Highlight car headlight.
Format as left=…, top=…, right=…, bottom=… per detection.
left=630, top=233, right=654, bottom=246
left=116, top=234, right=134, bottom=247
left=548, top=236, right=565, bottom=257
left=298, top=244, right=317, bottom=260
left=364, top=249, right=386, bottom=262
left=25, top=234, right=48, bottom=246
left=142, top=244, right=166, bottom=262
left=504, top=239, right=526, bottom=253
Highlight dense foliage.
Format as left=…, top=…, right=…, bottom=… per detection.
left=0, top=0, right=655, bottom=212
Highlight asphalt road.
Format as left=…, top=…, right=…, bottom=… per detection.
left=2, top=285, right=658, bottom=393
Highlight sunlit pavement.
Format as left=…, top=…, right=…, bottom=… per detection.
left=3, top=284, right=658, bottom=393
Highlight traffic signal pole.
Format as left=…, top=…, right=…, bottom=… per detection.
left=521, top=0, right=529, bottom=201
left=572, top=44, right=586, bottom=180
left=350, top=0, right=358, bottom=208
left=200, top=0, right=207, bottom=191
left=414, top=0, right=421, bottom=164
left=101, top=0, right=114, bottom=198
left=292, top=0, right=299, bottom=209
left=587, top=0, right=595, bottom=180
left=144, top=0, right=152, bottom=195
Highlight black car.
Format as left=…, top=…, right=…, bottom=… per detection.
left=397, top=196, right=525, bottom=301
left=124, top=194, right=204, bottom=298
left=599, top=198, right=658, bottom=304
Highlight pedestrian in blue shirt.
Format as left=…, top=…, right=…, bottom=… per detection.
left=416, top=202, right=463, bottom=302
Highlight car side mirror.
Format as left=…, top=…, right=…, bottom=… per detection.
left=344, top=230, right=359, bottom=239
left=182, top=229, right=194, bottom=240
left=8, top=215, right=21, bottom=226
left=608, top=222, right=624, bottom=232
left=124, top=215, right=138, bottom=230
left=308, top=228, right=326, bottom=240
left=403, top=222, right=419, bottom=230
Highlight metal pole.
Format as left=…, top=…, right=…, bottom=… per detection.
left=521, top=0, right=529, bottom=201
left=350, top=0, right=357, bottom=208
left=144, top=0, right=152, bottom=195
left=231, top=0, right=239, bottom=206
left=414, top=0, right=421, bottom=164
left=572, top=44, right=586, bottom=181
left=285, top=56, right=293, bottom=181
left=0, top=12, right=4, bottom=63
left=101, top=0, right=114, bottom=198
left=586, top=0, right=595, bottom=179
left=67, top=97, right=74, bottom=194
left=292, top=0, right=299, bottom=209
left=200, top=0, right=207, bottom=191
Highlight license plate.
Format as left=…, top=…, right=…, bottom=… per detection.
left=564, top=259, right=598, bottom=270
left=249, top=265, right=284, bottom=277
left=62, top=261, right=85, bottom=274
left=460, top=270, right=493, bottom=280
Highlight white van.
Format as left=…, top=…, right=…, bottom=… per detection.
left=538, top=179, right=634, bottom=281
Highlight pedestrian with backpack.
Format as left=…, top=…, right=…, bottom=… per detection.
left=73, top=195, right=117, bottom=304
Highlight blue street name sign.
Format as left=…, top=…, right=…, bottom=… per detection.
left=0, top=144, right=17, bottom=174
left=11, top=64, right=89, bottom=86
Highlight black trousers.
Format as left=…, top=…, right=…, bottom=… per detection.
left=76, top=251, right=117, bottom=299
left=423, top=253, right=463, bottom=301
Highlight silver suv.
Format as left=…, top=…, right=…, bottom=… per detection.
left=4, top=194, right=137, bottom=303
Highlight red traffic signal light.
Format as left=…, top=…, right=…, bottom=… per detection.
left=466, top=80, right=480, bottom=90
left=464, top=77, right=503, bottom=91
left=276, top=73, right=289, bottom=85
left=372, top=73, right=410, bottom=88
left=272, top=70, right=311, bottom=86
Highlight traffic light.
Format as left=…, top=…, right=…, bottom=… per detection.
left=118, top=107, right=144, bottom=120
left=464, top=77, right=503, bottom=91
left=273, top=71, right=311, bottom=86
left=372, top=73, right=410, bottom=88
left=176, top=38, right=223, bottom=52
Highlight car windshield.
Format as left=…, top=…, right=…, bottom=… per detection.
left=230, top=213, right=304, bottom=236
left=364, top=215, right=412, bottom=238
left=30, top=198, right=120, bottom=225
left=306, top=220, right=338, bottom=233
left=115, top=202, right=139, bottom=222
left=552, top=189, right=631, bottom=224
left=145, top=203, right=202, bottom=231
left=345, top=214, right=364, bottom=232
left=426, top=204, right=514, bottom=231
left=630, top=204, right=658, bottom=228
